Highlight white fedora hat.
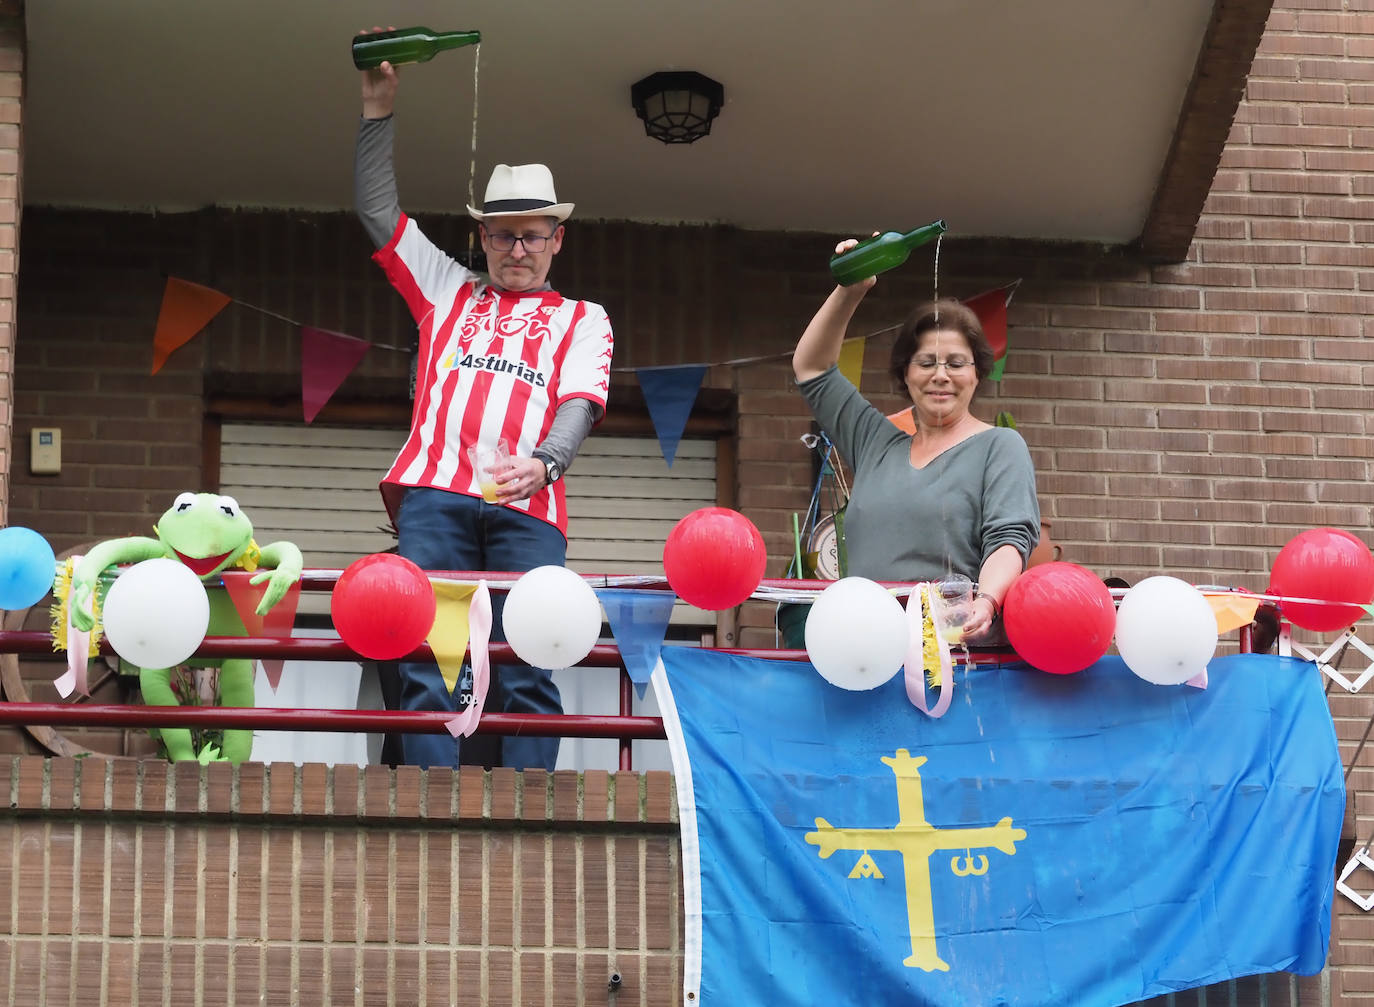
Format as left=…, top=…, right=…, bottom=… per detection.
left=466, top=163, right=575, bottom=222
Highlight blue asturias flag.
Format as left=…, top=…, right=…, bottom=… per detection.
left=654, top=651, right=1343, bottom=1007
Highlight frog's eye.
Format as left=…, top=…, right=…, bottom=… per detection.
left=216, top=495, right=241, bottom=518
left=172, top=492, right=197, bottom=513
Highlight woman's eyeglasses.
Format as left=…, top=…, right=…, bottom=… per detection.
left=912, top=356, right=973, bottom=373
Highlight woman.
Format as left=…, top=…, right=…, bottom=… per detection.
left=792, top=242, right=1040, bottom=642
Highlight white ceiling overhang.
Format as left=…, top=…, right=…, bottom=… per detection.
left=22, top=0, right=1270, bottom=261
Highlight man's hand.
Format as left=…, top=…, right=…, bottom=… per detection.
left=359, top=26, right=399, bottom=119
left=493, top=457, right=551, bottom=505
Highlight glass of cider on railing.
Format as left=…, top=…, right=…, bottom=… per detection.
left=932, top=575, right=976, bottom=644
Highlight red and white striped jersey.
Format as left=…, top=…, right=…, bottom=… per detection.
left=373, top=214, right=613, bottom=536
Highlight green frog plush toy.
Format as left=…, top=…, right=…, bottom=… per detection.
left=68, top=492, right=303, bottom=763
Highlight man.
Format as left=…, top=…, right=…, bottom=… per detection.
left=355, top=53, right=612, bottom=770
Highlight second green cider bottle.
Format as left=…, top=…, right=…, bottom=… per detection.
left=828, top=220, right=947, bottom=287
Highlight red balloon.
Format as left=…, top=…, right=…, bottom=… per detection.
left=1269, top=528, right=1374, bottom=632
left=1003, top=562, right=1116, bottom=675
left=663, top=508, right=767, bottom=611
left=331, top=554, right=437, bottom=660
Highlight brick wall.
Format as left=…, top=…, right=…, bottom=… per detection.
left=0, top=757, right=681, bottom=1006
left=0, top=16, right=22, bottom=527
left=0, top=755, right=1337, bottom=1006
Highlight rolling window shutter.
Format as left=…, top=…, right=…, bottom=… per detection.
left=218, top=423, right=718, bottom=622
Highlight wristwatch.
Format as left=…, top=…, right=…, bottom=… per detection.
left=540, top=457, right=562, bottom=485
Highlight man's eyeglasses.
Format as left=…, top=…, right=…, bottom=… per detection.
left=912, top=356, right=973, bottom=373
left=485, top=230, right=556, bottom=253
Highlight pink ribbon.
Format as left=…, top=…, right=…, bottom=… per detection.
left=903, top=584, right=953, bottom=718
left=54, top=556, right=90, bottom=699
left=445, top=581, right=492, bottom=738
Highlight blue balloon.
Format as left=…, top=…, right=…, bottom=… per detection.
left=0, top=526, right=56, bottom=610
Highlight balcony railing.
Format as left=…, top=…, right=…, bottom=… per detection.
left=0, top=570, right=1279, bottom=769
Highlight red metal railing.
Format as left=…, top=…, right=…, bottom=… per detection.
left=0, top=704, right=663, bottom=739
left=0, top=569, right=1271, bottom=770
left=0, top=631, right=663, bottom=769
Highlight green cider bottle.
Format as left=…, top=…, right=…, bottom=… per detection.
left=828, top=220, right=947, bottom=287
left=351, top=27, right=482, bottom=70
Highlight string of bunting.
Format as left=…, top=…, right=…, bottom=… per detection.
left=150, top=275, right=1021, bottom=466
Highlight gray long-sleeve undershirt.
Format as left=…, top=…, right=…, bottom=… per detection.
left=355, top=115, right=402, bottom=248
left=354, top=115, right=597, bottom=475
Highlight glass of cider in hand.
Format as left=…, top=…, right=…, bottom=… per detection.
left=932, top=576, right=976, bottom=644
left=467, top=439, right=510, bottom=504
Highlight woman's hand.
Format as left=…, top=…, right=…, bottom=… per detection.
left=961, top=594, right=1000, bottom=642
left=794, top=233, right=881, bottom=381
left=833, top=236, right=878, bottom=293
left=969, top=546, right=1023, bottom=642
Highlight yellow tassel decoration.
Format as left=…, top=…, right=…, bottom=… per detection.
left=235, top=539, right=262, bottom=573
left=921, top=584, right=942, bottom=688
left=49, top=558, right=103, bottom=657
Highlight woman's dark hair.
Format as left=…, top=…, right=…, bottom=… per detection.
left=887, top=298, right=995, bottom=390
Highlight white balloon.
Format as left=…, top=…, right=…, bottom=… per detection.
left=804, top=577, right=907, bottom=691
left=1115, top=576, right=1217, bottom=685
left=102, top=558, right=210, bottom=669
left=502, top=566, right=603, bottom=670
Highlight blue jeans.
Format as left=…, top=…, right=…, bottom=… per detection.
left=395, top=486, right=566, bottom=770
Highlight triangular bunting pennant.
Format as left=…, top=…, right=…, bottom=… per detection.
left=963, top=285, right=1011, bottom=363
left=427, top=580, right=478, bottom=696
left=1207, top=593, right=1260, bottom=635
left=837, top=336, right=866, bottom=391
left=221, top=572, right=302, bottom=692
left=301, top=326, right=372, bottom=423
left=152, top=277, right=231, bottom=374
left=886, top=408, right=916, bottom=435
left=258, top=581, right=302, bottom=691
left=221, top=571, right=267, bottom=637
left=597, top=588, right=677, bottom=699
left=635, top=365, right=706, bottom=467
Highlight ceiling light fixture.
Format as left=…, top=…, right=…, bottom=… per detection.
left=630, top=71, right=725, bottom=145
